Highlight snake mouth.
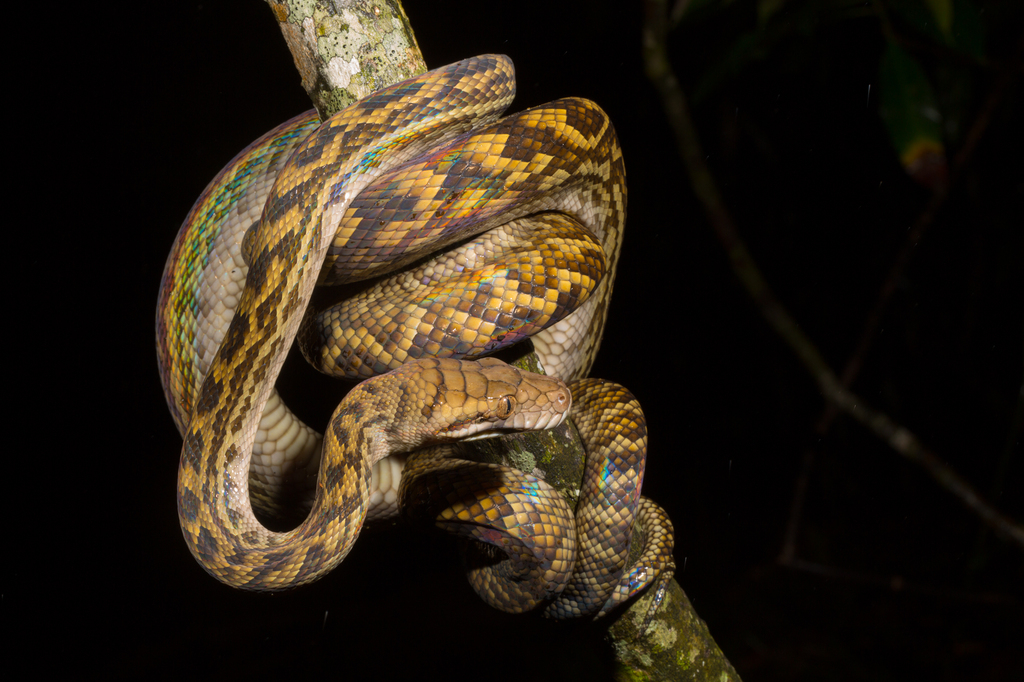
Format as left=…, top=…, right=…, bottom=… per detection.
left=434, top=391, right=570, bottom=440
left=443, top=424, right=530, bottom=441
left=461, top=430, right=509, bottom=443
left=441, top=411, right=566, bottom=441
left=505, top=411, right=568, bottom=431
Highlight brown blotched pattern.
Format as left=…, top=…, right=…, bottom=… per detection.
left=290, top=95, right=626, bottom=383
left=170, top=57, right=589, bottom=591
left=159, top=65, right=623, bottom=523
left=300, top=213, right=606, bottom=379
left=160, top=53, right=673, bottom=613
left=600, top=496, right=676, bottom=624
left=400, top=450, right=578, bottom=613
left=397, top=378, right=676, bottom=619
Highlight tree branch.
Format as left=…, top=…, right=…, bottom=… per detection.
left=783, top=20, right=1024, bottom=571
left=264, top=0, right=737, bottom=677
left=265, top=0, right=426, bottom=119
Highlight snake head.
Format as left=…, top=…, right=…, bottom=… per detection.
left=387, top=357, right=571, bottom=447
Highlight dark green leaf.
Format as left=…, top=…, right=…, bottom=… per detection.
left=878, top=41, right=948, bottom=190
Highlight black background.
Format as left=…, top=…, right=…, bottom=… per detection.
left=13, top=1, right=1022, bottom=680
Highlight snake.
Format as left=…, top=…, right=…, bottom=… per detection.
left=158, top=55, right=675, bottom=613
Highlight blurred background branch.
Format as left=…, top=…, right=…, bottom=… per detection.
left=643, top=0, right=1023, bottom=550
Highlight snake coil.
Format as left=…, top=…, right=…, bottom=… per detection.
left=158, top=55, right=674, bottom=616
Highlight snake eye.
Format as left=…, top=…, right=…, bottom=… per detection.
left=496, top=395, right=515, bottom=419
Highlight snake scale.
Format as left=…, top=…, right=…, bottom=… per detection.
left=158, top=55, right=675, bottom=616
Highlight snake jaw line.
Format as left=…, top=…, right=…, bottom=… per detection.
left=458, top=430, right=506, bottom=443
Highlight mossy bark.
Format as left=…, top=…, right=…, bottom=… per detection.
left=265, top=0, right=426, bottom=119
